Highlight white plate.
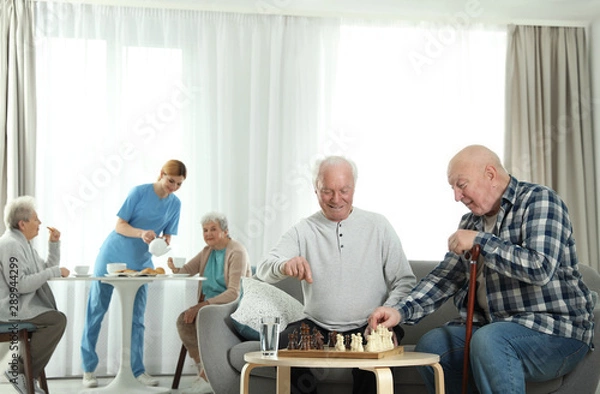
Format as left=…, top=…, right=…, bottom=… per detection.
left=105, top=273, right=126, bottom=277
left=74, top=274, right=92, bottom=277
left=170, top=273, right=191, bottom=277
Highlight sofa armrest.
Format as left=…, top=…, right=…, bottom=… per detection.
left=197, top=300, right=244, bottom=394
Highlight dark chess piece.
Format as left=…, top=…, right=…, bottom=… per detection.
left=299, top=323, right=312, bottom=350
left=328, top=331, right=338, bottom=348
left=344, top=334, right=351, bottom=350
left=312, top=328, right=324, bottom=350
left=287, top=330, right=299, bottom=350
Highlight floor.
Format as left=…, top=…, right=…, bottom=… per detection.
left=0, top=374, right=199, bottom=394
left=1, top=374, right=599, bottom=394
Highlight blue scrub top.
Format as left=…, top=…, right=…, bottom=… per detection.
left=94, top=183, right=181, bottom=275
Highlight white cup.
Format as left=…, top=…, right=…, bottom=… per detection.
left=74, top=265, right=90, bottom=275
left=172, top=257, right=186, bottom=268
left=106, top=262, right=127, bottom=274
left=260, top=316, right=280, bottom=357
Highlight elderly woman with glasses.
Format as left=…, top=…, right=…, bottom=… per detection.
left=0, top=196, right=69, bottom=394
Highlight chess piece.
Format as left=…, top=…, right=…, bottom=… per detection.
left=335, top=333, right=345, bottom=352
left=344, top=334, right=351, bottom=350
left=365, top=329, right=379, bottom=352
left=365, top=324, right=394, bottom=352
left=299, top=323, right=312, bottom=350
left=288, top=330, right=299, bottom=350
left=350, top=334, right=358, bottom=351
left=328, top=331, right=338, bottom=348
left=312, top=328, right=325, bottom=350
left=351, top=333, right=364, bottom=352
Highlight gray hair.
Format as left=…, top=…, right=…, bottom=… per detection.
left=201, top=212, right=229, bottom=232
left=312, top=156, right=358, bottom=190
left=4, top=196, right=36, bottom=229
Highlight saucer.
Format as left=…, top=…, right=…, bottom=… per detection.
left=74, top=274, right=92, bottom=277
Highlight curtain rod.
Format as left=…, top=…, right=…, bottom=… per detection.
left=33, top=0, right=591, bottom=28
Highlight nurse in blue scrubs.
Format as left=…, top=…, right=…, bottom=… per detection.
left=80, top=159, right=187, bottom=388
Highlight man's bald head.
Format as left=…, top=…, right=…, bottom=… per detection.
left=447, top=145, right=510, bottom=216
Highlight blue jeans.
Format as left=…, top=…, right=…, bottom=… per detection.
left=414, top=322, right=589, bottom=394
left=80, top=281, right=148, bottom=376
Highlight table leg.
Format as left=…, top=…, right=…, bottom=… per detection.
left=80, top=280, right=168, bottom=394
left=359, top=367, right=394, bottom=394
left=240, top=363, right=259, bottom=394
left=431, top=362, right=445, bottom=394
left=240, top=364, right=291, bottom=394
left=276, top=366, right=291, bottom=394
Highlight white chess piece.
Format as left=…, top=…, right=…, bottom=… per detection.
left=382, top=327, right=394, bottom=350
left=365, top=330, right=378, bottom=352
left=350, top=334, right=357, bottom=351
left=365, top=324, right=394, bottom=352
left=335, top=333, right=346, bottom=351
left=355, top=333, right=364, bottom=352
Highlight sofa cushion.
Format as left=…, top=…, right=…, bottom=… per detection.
left=230, top=277, right=306, bottom=340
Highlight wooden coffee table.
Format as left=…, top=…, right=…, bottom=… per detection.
left=241, top=350, right=444, bottom=394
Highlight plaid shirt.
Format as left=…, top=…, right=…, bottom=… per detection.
left=396, top=176, right=595, bottom=346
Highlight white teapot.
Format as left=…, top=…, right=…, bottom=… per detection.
left=148, top=238, right=171, bottom=257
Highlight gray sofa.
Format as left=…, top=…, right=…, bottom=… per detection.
left=197, top=260, right=600, bottom=394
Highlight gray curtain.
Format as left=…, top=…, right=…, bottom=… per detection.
left=0, top=0, right=37, bottom=232
left=505, top=24, right=599, bottom=270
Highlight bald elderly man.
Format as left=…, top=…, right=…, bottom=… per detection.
left=369, top=145, right=594, bottom=394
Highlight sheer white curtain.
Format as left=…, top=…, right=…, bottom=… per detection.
left=332, top=21, right=506, bottom=260
left=32, top=3, right=506, bottom=378
left=33, top=2, right=339, bottom=377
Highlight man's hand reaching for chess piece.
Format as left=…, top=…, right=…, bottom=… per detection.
left=280, top=256, right=313, bottom=283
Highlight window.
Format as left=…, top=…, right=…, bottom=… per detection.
left=329, top=23, right=507, bottom=259
left=33, top=6, right=507, bottom=266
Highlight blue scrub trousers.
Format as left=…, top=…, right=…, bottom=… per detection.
left=81, top=280, right=148, bottom=376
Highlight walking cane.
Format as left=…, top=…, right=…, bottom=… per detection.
left=462, top=244, right=480, bottom=394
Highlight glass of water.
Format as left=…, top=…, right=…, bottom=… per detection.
left=260, top=316, right=280, bottom=357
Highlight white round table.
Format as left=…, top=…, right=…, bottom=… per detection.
left=241, top=350, right=444, bottom=394
left=53, top=275, right=204, bottom=394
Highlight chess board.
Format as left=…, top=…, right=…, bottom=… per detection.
left=277, top=346, right=404, bottom=359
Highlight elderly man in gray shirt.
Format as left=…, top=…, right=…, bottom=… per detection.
left=257, top=156, right=416, bottom=394
left=0, top=196, right=70, bottom=394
